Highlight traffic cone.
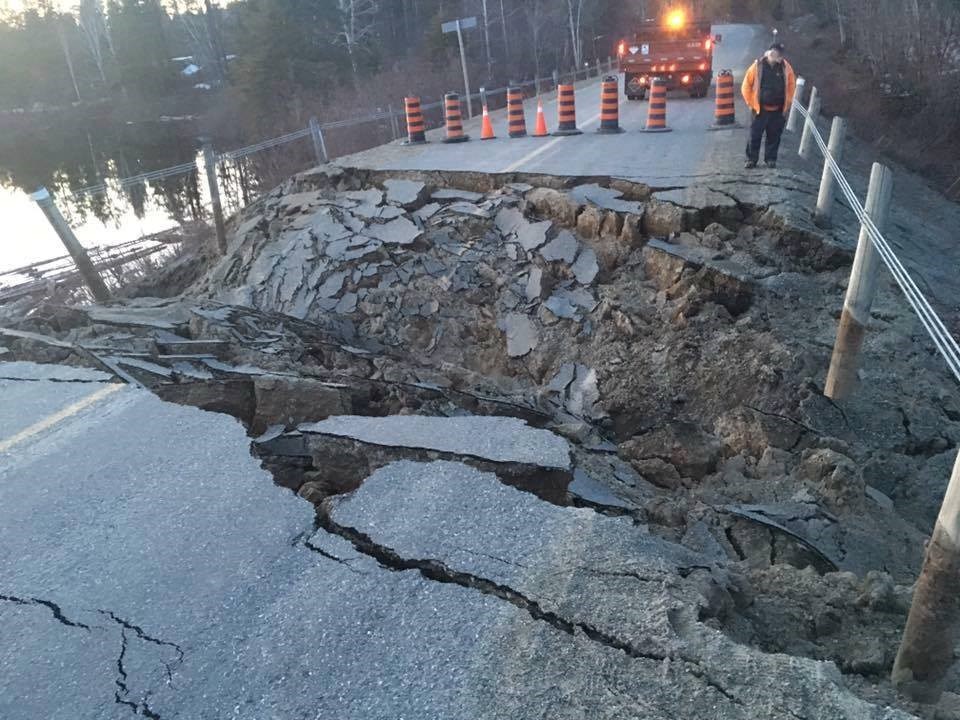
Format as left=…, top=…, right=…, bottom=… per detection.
left=640, top=78, right=672, bottom=133
left=709, top=70, right=741, bottom=130
left=533, top=97, right=549, bottom=137
left=507, top=87, right=527, bottom=138
left=552, top=83, right=582, bottom=136
left=403, top=96, right=427, bottom=145
left=442, top=92, right=469, bottom=143
left=596, top=76, right=624, bottom=134
left=480, top=104, right=496, bottom=140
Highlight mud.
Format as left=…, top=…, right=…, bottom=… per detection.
left=3, top=165, right=960, bottom=716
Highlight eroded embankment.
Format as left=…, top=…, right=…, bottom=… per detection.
left=3, top=165, right=958, bottom=717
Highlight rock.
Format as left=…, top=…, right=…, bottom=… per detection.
left=576, top=206, right=603, bottom=238
left=157, top=380, right=256, bottom=425
left=855, top=571, right=898, bottom=612
left=600, top=211, right=623, bottom=238
left=840, top=636, right=887, bottom=675
left=864, top=485, right=894, bottom=511
left=571, top=248, right=599, bottom=285
left=544, top=294, right=578, bottom=319
left=643, top=199, right=687, bottom=236
left=525, top=266, right=544, bottom=301
left=539, top=230, right=579, bottom=263
left=548, top=363, right=576, bottom=394
left=757, top=447, right=793, bottom=477
left=567, top=364, right=600, bottom=417
left=414, top=202, right=442, bottom=221
left=704, top=222, right=735, bottom=243
left=432, top=188, right=483, bottom=201
left=798, top=448, right=864, bottom=508
left=525, top=187, right=581, bottom=226
left=317, top=271, right=349, bottom=298
left=335, top=292, right=358, bottom=314
left=252, top=375, right=352, bottom=434
left=383, top=179, right=427, bottom=207
left=623, top=422, right=723, bottom=481
left=502, top=313, right=539, bottom=357
left=619, top=212, right=645, bottom=248
left=629, top=457, right=684, bottom=490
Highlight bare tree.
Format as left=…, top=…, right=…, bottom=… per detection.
left=566, top=0, right=586, bottom=70
left=335, top=0, right=379, bottom=78
left=55, top=15, right=82, bottom=101
left=76, top=0, right=108, bottom=86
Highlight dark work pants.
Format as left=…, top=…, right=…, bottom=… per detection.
left=746, top=108, right=786, bottom=163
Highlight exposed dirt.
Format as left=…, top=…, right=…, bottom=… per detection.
left=3, top=165, right=959, bottom=716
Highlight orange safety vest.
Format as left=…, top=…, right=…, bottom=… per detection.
left=741, top=58, right=797, bottom=114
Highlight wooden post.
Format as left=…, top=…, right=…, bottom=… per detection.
left=824, top=163, right=894, bottom=400
left=814, top=116, right=847, bottom=228
left=798, top=85, right=820, bottom=159
left=201, top=141, right=228, bottom=256
left=309, top=117, right=328, bottom=164
left=892, top=448, right=960, bottom=703
left=455, top=19, right=473, bottom=120
left=786, top=76, right=806, bottom=132
left=31, top=188, right=110, bottom=302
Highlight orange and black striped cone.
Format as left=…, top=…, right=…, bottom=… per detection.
left=552, top=83, right=582, bottom=136
left=641, top=78, right=672, bottom=133
left=709, top=70, right=741, bottom=130
left=596, top=76, right=624, bottom=134
left=442, top=92, right=469, bottom=143
left=403, top=96, right=427, bottom=145
left=533, top=97, right=549, bottom=137
left=480, top=104, right=496, bottom=140
left=507, top=87, right=527, bottom=138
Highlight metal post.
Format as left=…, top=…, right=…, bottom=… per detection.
left=455, top=19, right=473, bottom=119
left=608, top=55, right=613, bottom=72
left=893, top=448, right=960, bottom=703
left=387, top=103, right=399, bottom=140
left=823, top=162, right=894, bottom=400
left=814, top=116, right=847, bottom=228
left=596, top=58, right=601, bottom=77
left=309, top=117, right=328, bottom=164
left=202, top=141, right=228, bottom=256
left=31, top=187, right=110, bottom=302
left=798, top=85, right=820, bottom=159
left=553, top=69, right=559, bottom=90
left=786, top=77, right=806, bottom=132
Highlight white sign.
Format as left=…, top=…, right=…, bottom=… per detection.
left=442, top=16, right=477, bottom=33
left=641, top=44, right=650, bottom=55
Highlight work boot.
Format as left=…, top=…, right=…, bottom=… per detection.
left=744, top=160, right=757, bottom=169
left=765, top=160, right=777, bottom=169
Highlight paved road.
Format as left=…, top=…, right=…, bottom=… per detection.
left=0, top=360, right=911, bottom=719
left=339, top=24, right=767, bottom=185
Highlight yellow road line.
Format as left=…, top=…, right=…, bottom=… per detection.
left=500, top=111, right=603, bottom=173
left=0, top=383, right=124, bottom=453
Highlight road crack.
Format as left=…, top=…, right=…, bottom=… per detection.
left=0, top=593, right=91, bottom=630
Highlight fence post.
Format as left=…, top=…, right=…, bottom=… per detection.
left=823, top=162, right=893, bottom=400
left=30, top=187, right=110, bottom=302
left=201, top=140, right=228, bottom=256
left=786, top=76, right=806, bottom=132
left=798, top=85, right=820, bottom=160
left=309, top=117, right=329, bottom=164
left=892, top=448, right=960, bottom=703
left=814, top=116, right=847, bottom=228
left=596, top=58, right=602, bottom=77
left=387, top=103, right=399, bottom=140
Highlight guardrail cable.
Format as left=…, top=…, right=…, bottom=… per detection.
left=794, top=100, right=960, bottom=382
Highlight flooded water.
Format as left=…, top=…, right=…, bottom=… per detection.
left=0, top=113, right=303, bottom=277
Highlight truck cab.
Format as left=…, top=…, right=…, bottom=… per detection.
left=617, top=10, right=719, bottom=100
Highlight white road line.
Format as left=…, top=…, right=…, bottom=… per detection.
left=500, top=111, right=603, bottom=173
left=0, top=383, right=124, bottom=453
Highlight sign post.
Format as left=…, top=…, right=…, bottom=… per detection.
left=442, top=16, right=477, bottom=120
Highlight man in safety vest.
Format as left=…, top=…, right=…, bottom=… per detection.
left=741, top=42, right=797, bottom=169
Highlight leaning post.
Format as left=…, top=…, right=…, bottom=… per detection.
left=823, top=162, right=894, bottom=400
left=798, top=84, right=820, bottom=159
left=201, top=140, right=228, bottom=256
left=786, top=76, right=806, bottom=132
left=31, top=187, right=110, bottom=302
left=814, top=116, right=847, bottom=227
left=309, top=116, right=329, bottom=164
left=892, top=449, right=960, bottom=703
